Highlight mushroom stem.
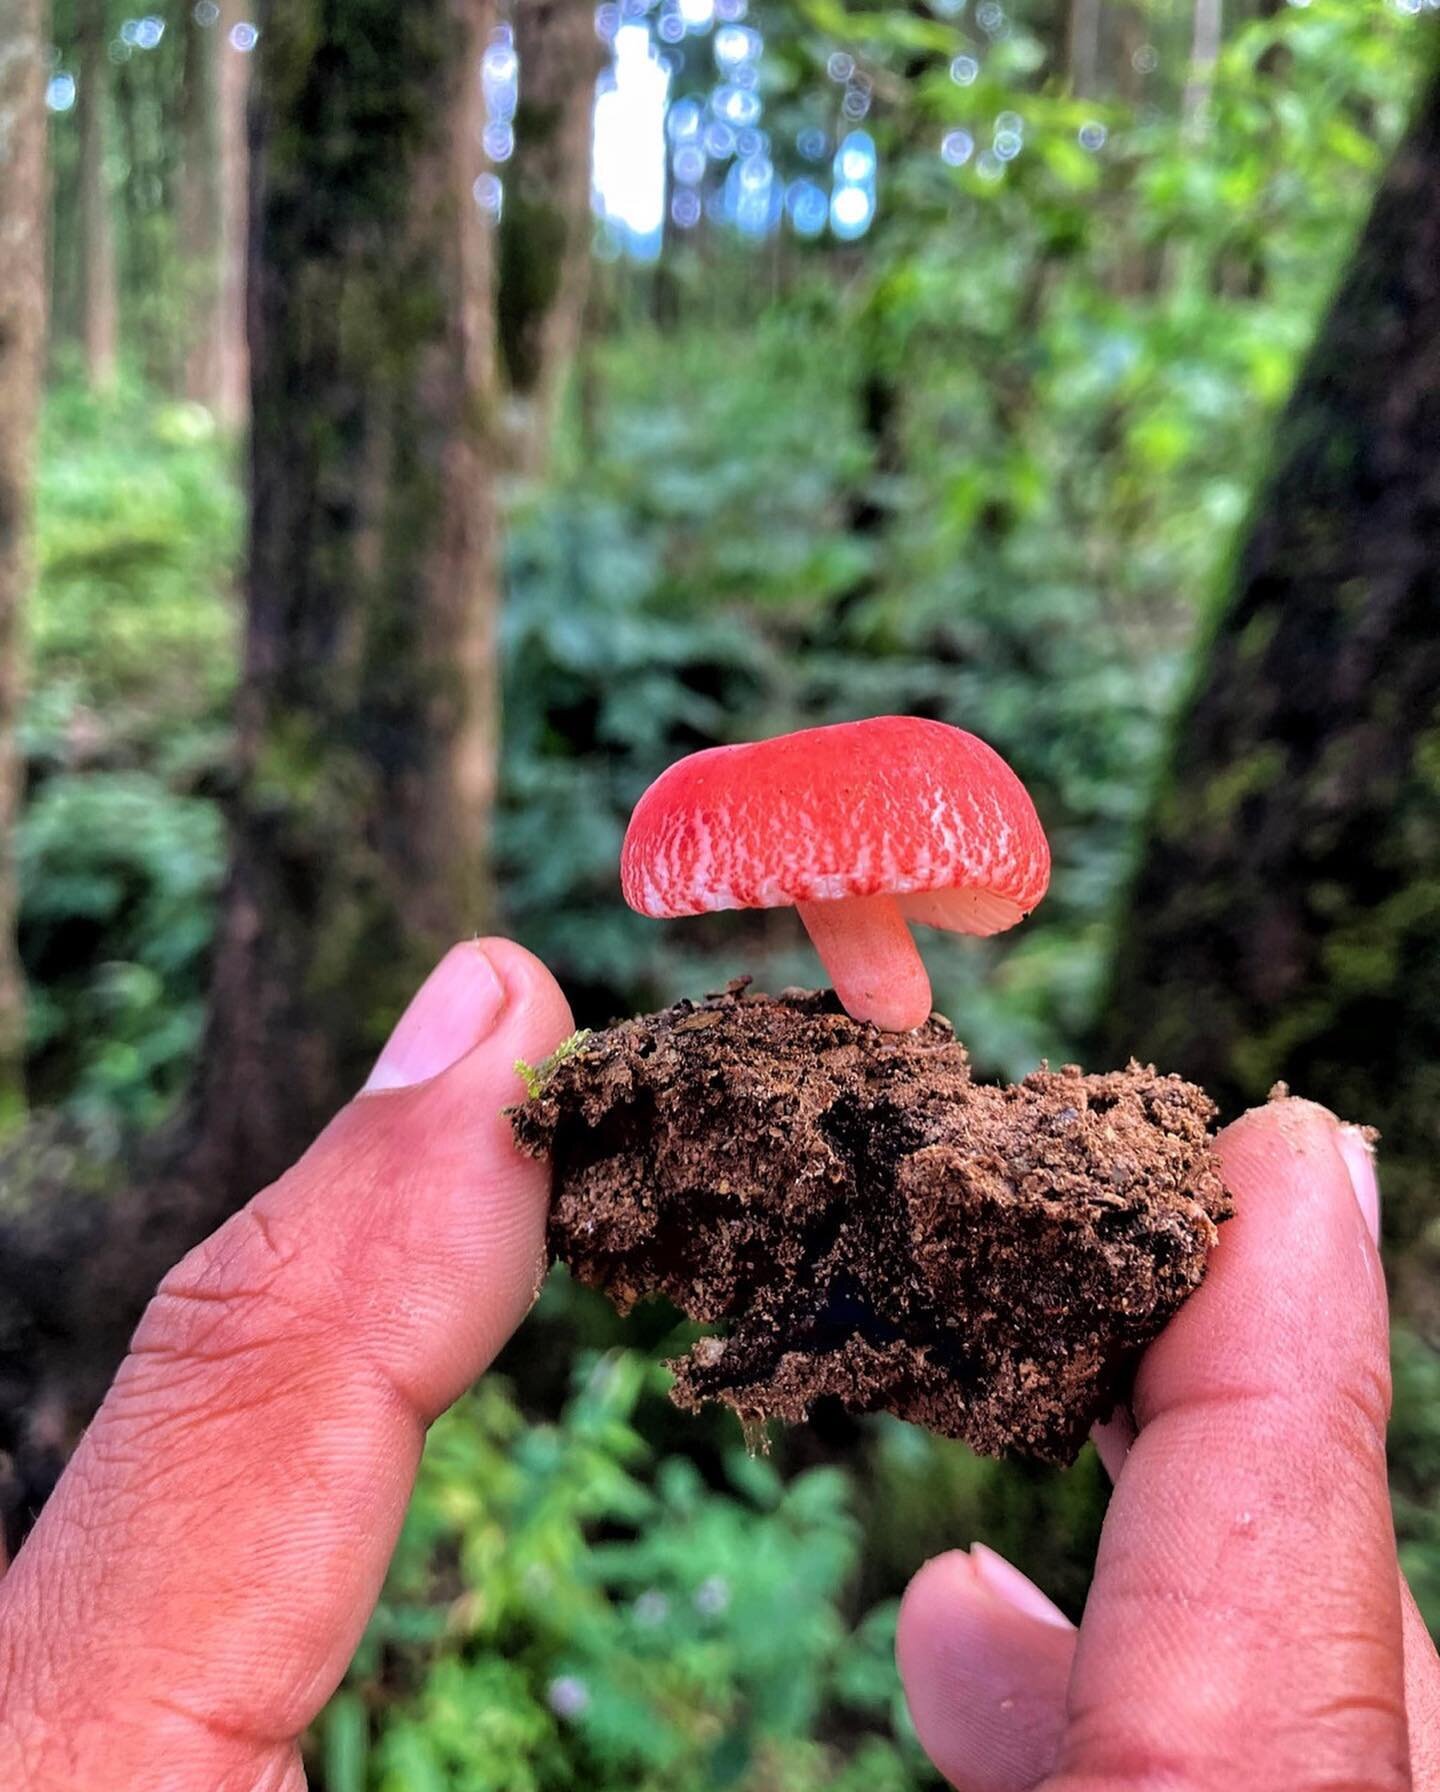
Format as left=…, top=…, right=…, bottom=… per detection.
left=796, top=894, right=934, bottom=1032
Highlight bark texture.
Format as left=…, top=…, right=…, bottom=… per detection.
left=179, top=0, right=221, bottom=408
left=1103, top=60, right=1440, bottom=1271
left=213, top=0, right=251, bottom=428
left=190, top=0, right=503, bottom=1206
left=76, top=0, right=117, bottom=391
left=0, top=0, right=46, bottom=1123
left=1066, top=0, right=1101, bottom=97
left=180, top=2, right=250, bottom=424
left=501, top=0, right=600, bottom=476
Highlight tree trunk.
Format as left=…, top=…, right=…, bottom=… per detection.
left=1101, top=58, right=1440, bottom=1269
left=1067, top=0, right=1102, bottom=97
left=76, top=0, right=117, bottom=392
left=188, top=0, right=502, bottom=1205
left=179, top=0, right=221, bottom=407
left=213, top=0, right=251, bottom=429
left=1181, top=0, right=1224, bottom=130
left=181, top=1, right=250, bottom=425
left=0, top=0, right=46, bottom=1127
left=500, top=0, right=600, bottom=478
left=0, top=0, right=616, bottom=1551
left=1108, top=5, right=1160, bottom=295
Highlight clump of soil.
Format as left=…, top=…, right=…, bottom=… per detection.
left=510, top=983, right=1230, bottom=1464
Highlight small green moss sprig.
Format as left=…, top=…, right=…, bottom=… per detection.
left=515, top=1029, right=593, bottom=1100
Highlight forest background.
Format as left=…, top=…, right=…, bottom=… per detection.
left=1, top=1, right=1439, bottom=1786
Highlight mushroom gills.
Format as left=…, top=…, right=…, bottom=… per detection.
left=898, top=887, right=1024, bottom=935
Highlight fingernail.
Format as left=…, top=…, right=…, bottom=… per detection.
left=1336, top=1124, right=1380, bottom=1246
left=1091, top=1404, right=1137, bottom=1483
left=969, top=1543, right=1073, bottom=1630
left=365, top=943, right=507, bottom=1091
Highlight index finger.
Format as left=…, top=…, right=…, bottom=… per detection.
left=1053, top=1098, right=1409, bottom=1789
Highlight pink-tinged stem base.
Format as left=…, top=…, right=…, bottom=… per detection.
left=796, top=894, right=934, bottom=1032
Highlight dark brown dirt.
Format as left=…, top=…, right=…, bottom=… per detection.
left=510, top=983, right=1231, bottom=1463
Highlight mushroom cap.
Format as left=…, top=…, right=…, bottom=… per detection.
left=621, top=715, right=1050, bottom=921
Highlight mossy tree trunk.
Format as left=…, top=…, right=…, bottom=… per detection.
left=189, top=0, right=503, bottom=1204
left=76, top=0, right=117, bottom=392
left=178, top=0, right=221, bottom=409
left=0, top=0, right=608, bottom=1548
left=0, top=0, right=47, bottom=1127
left=1101, top=57, right=1440, bottom=1268
left=501, top=0, right=601, bottom=478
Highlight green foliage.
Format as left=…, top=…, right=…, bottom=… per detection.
left=19, top=771, right=224, bottom=1130
left=24, top=383, right=238, bottom=1125
left=317, top=1356, right=934, bottom=1792
left=31, top=384, right=238, bottom=762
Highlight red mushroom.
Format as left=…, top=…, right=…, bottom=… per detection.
left=620, top=715, right=1050, bottom=1032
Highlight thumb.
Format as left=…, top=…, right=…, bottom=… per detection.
left=294, top=934, right=579, bottom=1419
left=0, top=938, right=573, bottom=1788
left=1051, top=1098, right=1406, bottom=1791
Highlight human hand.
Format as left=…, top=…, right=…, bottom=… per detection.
left=897, top=1096, right=1440, bottom=1790
left=0, top=938, right=574, bottom=1791
left=3, top=954, right=1433, bottom=1792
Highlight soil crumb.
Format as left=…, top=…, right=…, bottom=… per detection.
left=510, top=983, right=1230, bottom=1464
